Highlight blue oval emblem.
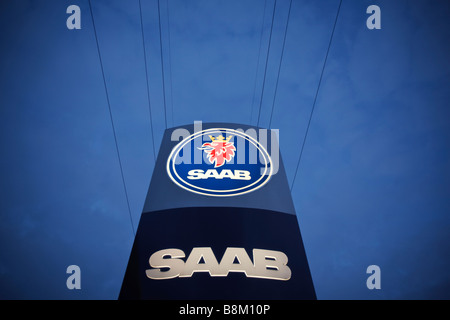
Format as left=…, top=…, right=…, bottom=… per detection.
left=167, top=128, right=273, bottom=197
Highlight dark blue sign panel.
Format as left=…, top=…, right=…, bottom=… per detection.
left=120, top=207, right=315, bottom=299
left=119, top=123, right=316, bottom=299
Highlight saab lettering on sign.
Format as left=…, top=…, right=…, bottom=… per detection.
left=167, top=128, right=273, bottom=196
left=146, top=247, right=291, bottom=281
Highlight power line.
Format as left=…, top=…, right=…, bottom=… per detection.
left=88, top=0, right=135, bottom=236
left=268, top=0, right=293, bottom=129
left=166, top=0, right=175, bottom=127
left=249, top=0, right=268, bottom=125
left=256, top=0, right=277, bottom=128
left=138, top=0, right=156, bottom=162
left=290, top=0, right=342, bottom=192
left=157, top=0, right=168, bottom=129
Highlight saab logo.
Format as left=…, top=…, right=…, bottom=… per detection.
left=199, top=135, right=236, bottom=168
left=167, top=128, right=273, bottom=196
left=146, top=247, right=291, bottom=281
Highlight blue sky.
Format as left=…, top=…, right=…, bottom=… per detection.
left=0, top=0, right=449, bottom=299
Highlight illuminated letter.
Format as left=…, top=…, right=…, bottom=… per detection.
left=146, top=249, right=185, bottom=280
left=203, top=169, right=220, bottom=179
left=66, top=5, right=81, bottom=30
left=252, top=249, right=291, bottom=280
left=218, top=169, right=234, bottom=179
left=218, top=248, right=255, bottom=277
left=180, top=247, right=221, bottom=277
left=187, top=169, right=204, bottom=180
left=234, top=170, right=251, bottom=180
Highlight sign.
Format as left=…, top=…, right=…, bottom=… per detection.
left=119, top=123, right=316, bottom=300
left=167, top=128, right=273, bottom=197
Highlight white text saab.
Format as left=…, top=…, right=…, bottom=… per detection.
left=187, top=169, right=251, bottom=180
